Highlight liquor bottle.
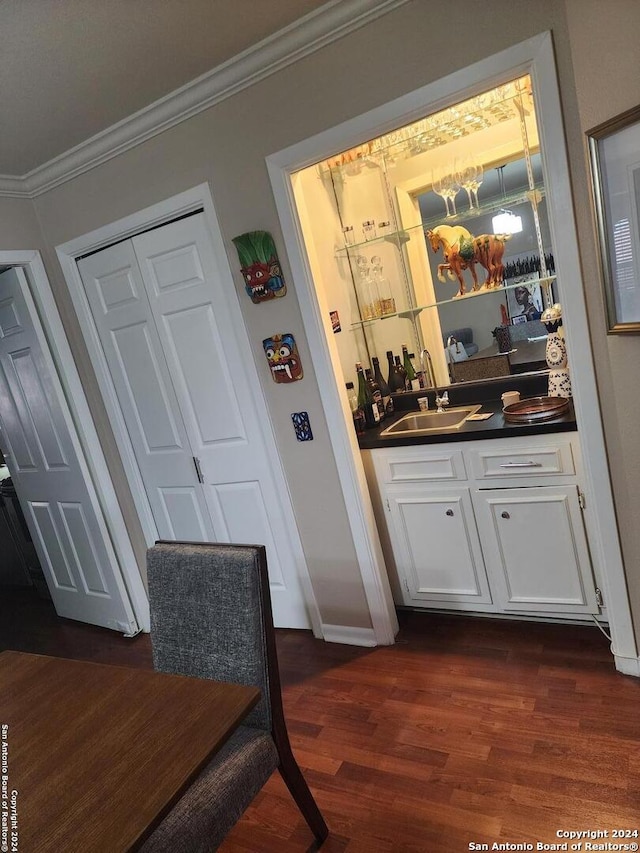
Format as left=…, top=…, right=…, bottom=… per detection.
left=365, top=368, right=385, bottom=422
left=387, top=350, right=405, bottom=393
left=346, top=381, right=365, bottom=435
left=402, top=345, right=417, bottom=391
left=356, top=363, right=380, bottom=429
left=408, top=352, right=422, bottom=391
left=372, top=356, right=394, bottom=415
left=393, top=355, right=407, bottom=393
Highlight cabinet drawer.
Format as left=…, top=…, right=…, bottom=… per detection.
left=373, top=446, right=467, bottom=484
left=469, top=441, right=575, bottom=480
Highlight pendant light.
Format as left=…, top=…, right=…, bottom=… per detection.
left=491, top=165, right=523, bottom=234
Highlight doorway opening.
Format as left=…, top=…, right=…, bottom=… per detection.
left=267, top=33, right=638, bottom=673
left=0, top=253, right=148, bottom=633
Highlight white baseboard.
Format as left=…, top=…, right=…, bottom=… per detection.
left=614, top=653, right=640, bottom=677
left=322, top=624, right=377, bottom=647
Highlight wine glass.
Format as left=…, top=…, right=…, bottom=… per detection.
left=431, top=170, right=451, bottom=216
left=470, top=161, right=484, bottom=207
left=441, top=170, right=461, bottom=217
left=457, top=160, right=477, bottom=210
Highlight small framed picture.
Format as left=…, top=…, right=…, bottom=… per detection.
left=506, top=275, right=543, bottom=324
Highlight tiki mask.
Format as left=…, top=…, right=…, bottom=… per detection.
left=262, top=333, right=303, bottom=383
left=232, top=231, right=286, bottom=304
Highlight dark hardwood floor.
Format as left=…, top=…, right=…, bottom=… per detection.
left=2, top=587, right=638, bottom=851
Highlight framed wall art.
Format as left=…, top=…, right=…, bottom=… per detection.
left=588, top=104, right=640, bottom=333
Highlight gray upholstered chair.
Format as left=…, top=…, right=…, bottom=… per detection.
left=140, top=541, right=328, bottom=852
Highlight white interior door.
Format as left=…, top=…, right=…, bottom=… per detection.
left=0, top=268, right=138, bottom=633
left=77, top=213, right=310, bottom=628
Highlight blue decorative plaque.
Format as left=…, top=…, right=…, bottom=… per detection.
left=291, top=412, right=313, bottom=442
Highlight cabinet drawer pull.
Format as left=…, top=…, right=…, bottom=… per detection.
left=498, top=461, right=543, bottom=468
left=445, top=509, right=454, bottom=517
left=501, top=511, right=510, bottom=519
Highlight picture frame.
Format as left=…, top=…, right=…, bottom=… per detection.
left=506, top=273, right=543, bottom=324
left=588, top=104, right=640, bottom=333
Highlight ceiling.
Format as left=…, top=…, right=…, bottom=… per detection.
left=0, top=0, right=330, bottom=176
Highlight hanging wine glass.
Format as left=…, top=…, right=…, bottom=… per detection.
left=470, top=161, right=484, bottom=207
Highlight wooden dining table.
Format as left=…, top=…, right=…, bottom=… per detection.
left=0, top=649, right=260, bottom=852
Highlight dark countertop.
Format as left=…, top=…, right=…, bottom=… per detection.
left=357, top=396, right=576, bottom=450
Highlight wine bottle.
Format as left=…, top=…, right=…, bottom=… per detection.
left=346, top=381, right=365, bottom=435
left=356, top=363, right=380, bottom=429
left=365, top=367, right=385, bottom=422
left=408, top=352, right=422, bottom=391
left=393, top=355, right=407, bottom=393
left=401, top=345, right=415, bottom=391
left=372, top=356, right=394, bottom=415
left=387, top=350, right=404, bottom=393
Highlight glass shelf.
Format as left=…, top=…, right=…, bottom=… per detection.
left=336, top=185, right=545, bottom=258
left=349, top=275, right=556, bottom=329
left=336, top=226, right=416, bottom=256
left=421, top=183, right=545, bottom=232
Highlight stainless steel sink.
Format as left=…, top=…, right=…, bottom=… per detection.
left=380, top=405, right=482, bottom=436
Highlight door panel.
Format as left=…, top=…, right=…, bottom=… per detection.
left=161, top=303, right=245, bottom=444
left=473, top=486, right=597, bottom=613
left=386, top=484, right=493, bottom=606
left=0, top=268, right=138, bottom=632
left=213, top=480, right=286, bottom=588
left=78, top=241, right=216, bottom=545
left=78, top=214, right=310, bottom=627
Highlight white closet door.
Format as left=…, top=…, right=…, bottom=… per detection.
left=77, top=240, right=215, bottom=544
left=78, top=214, right=310, bottom=628
left=0, top=268, right=138, bottom=633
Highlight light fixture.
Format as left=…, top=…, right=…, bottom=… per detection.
left=492, top=209, right=523, bottom=234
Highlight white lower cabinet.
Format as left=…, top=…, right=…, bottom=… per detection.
left=386, top=485, right=492, bottom=606
left=472, top=486, right=597, bottom=614
left=364, top=432, right=600, bottom=620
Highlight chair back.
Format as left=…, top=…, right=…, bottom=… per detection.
left=147, top=541, right=272, bottom=731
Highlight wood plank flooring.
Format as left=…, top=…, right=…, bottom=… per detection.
left=1, top=588, right=638, bottom=851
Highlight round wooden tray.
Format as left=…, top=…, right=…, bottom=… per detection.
left=502, top=395, right=570, bottom=423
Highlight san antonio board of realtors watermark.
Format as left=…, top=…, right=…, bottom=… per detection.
left=1, top=725, right=18, bottom=852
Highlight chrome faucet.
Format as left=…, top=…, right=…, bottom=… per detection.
left=419, top=348, right=435, bottom=388
left=435, top=390, right=449, bottom=413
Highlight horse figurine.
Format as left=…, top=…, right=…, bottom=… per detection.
left=426, top=224, right=511, bottom=297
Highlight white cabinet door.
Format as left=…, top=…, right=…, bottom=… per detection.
left=473, top=486, right=598, bottom=614
left=384, top=484, right=493, bottom=608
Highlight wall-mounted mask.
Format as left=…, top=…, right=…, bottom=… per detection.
left=262, top=333, right=303, bottom=383
left=232, top=230, right=286, bottom=304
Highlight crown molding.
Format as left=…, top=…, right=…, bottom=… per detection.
left=0, top=174, right=30, bottom=198
left=0, top=0, right=409, bottom=199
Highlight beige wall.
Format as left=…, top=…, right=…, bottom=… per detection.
left=17, top=0, right=639, bottom=634
left=563, top=0, right=640, bottom=633
left=0, top=197, right=44, bottom=248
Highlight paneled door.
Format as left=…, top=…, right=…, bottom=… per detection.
left=77, top=213, right=310, bottom=628
left=0, top=268, right=138, bottom=633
